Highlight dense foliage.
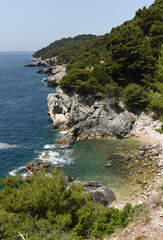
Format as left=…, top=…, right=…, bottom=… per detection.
left=0, top=170, right=140, bottom=240
left=33, top=34, right=97, bottom=60
left=34, top=0, right=163, bottom=115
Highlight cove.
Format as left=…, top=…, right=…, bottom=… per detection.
left=39, top=136, right=155, bottom=202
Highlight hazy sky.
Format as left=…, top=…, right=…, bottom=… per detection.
left=0, top=0, right=155, bottom=52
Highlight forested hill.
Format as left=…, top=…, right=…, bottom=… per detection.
left=33, top=34, right=97, bottom=59
left=33, top=0, right=163, bottom=116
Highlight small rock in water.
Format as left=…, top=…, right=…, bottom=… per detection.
left=105, top=163, right=112, bottom=167
left=42, top=152, right=49, bottom=159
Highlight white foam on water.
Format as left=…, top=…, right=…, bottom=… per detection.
left=43, top=144, right=57, bottom=149
left=59, top=130, right=68, bottom=135
left=9, top=166, right=26, bottom=177
left=9, top=146, right=74, bottom=177
left=21, top=172, right=28, bottom=178
left=0, top=142, right=19, bottom=150
left=38, top=149, right=74, bottom=167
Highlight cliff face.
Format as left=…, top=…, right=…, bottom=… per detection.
left=48, top=88, right=136, bottom=145
left=44, top=64, right=66, bottom=87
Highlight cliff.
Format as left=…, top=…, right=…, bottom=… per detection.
left=47, top=88, right=136, bottom=145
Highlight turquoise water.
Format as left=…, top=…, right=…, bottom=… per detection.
left=41, top=137, right=142, bottom=200
left=0, top=53, right=146, bottom=200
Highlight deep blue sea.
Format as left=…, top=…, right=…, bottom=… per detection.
left=0, top=53, right=57, bottom=178
left=0, top=53, right=143, bottom=200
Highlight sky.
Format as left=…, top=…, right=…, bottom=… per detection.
left=0, top=0, right=155, bottom=52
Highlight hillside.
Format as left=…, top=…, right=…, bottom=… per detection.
left=33, top=34, right=97, bottom=60
left=1, top=1, right=163, bottom=239
left=33, top=0, right=163, bottom=118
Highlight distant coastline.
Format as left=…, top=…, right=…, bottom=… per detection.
left=0, top=51, right=34, bottom=54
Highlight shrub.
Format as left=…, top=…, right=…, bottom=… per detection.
left=0, top=170, right=142, bottom=240
left=122, top=83, right=148, bottom=110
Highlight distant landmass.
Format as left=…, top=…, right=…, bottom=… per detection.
left=0, top=51, right=34, bottom=54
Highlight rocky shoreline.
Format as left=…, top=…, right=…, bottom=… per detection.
left=25, top=57, right=163, bottom=158
left=25, top=57, right=136, bottom=144
left=25, top=57, right=163, bottom=176
left=25, top=57, right=66, bottom=88
left=25, top=57, right=163, bottom=209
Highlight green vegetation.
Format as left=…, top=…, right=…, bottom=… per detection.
left=33, top=34, right=97, bottom=60
left=33, top=0, right=163, bottom=116
left=122, top=84, right=148, bottom=111
left=147, top=44, right=163, bottom=116
left=0, top=170, right=141, bottom=239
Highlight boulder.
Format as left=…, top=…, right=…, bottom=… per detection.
left=57, top=133, right=76, bottom=145
left=107, top=111, right=136, bottom=138
left=66, top=178, right=115, bottom=206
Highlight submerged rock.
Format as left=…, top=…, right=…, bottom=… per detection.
left=105, top=163, right=112, bottom=167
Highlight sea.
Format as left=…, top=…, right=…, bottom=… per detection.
left=0, top=53, right=146, bottom=200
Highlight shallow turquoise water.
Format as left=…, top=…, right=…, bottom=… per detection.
left=42, top=137, right=141, bottom=200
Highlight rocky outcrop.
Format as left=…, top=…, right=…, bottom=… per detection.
left=25, top=61, right=49, bottom=67
left=65, top=177, right=115, bottom=206
left=48, top=88, right=136, bottom=145
left=25, top=162, right=50, bottom=175
left=37, top=67, right=53, bottom=75
left=44, top=64, right=66, bottom=87
left=27, top=57, right=41, bottom=61
left=25, top=57, right=56, bottom=67
left=25, top=57, right=66, bottom=87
